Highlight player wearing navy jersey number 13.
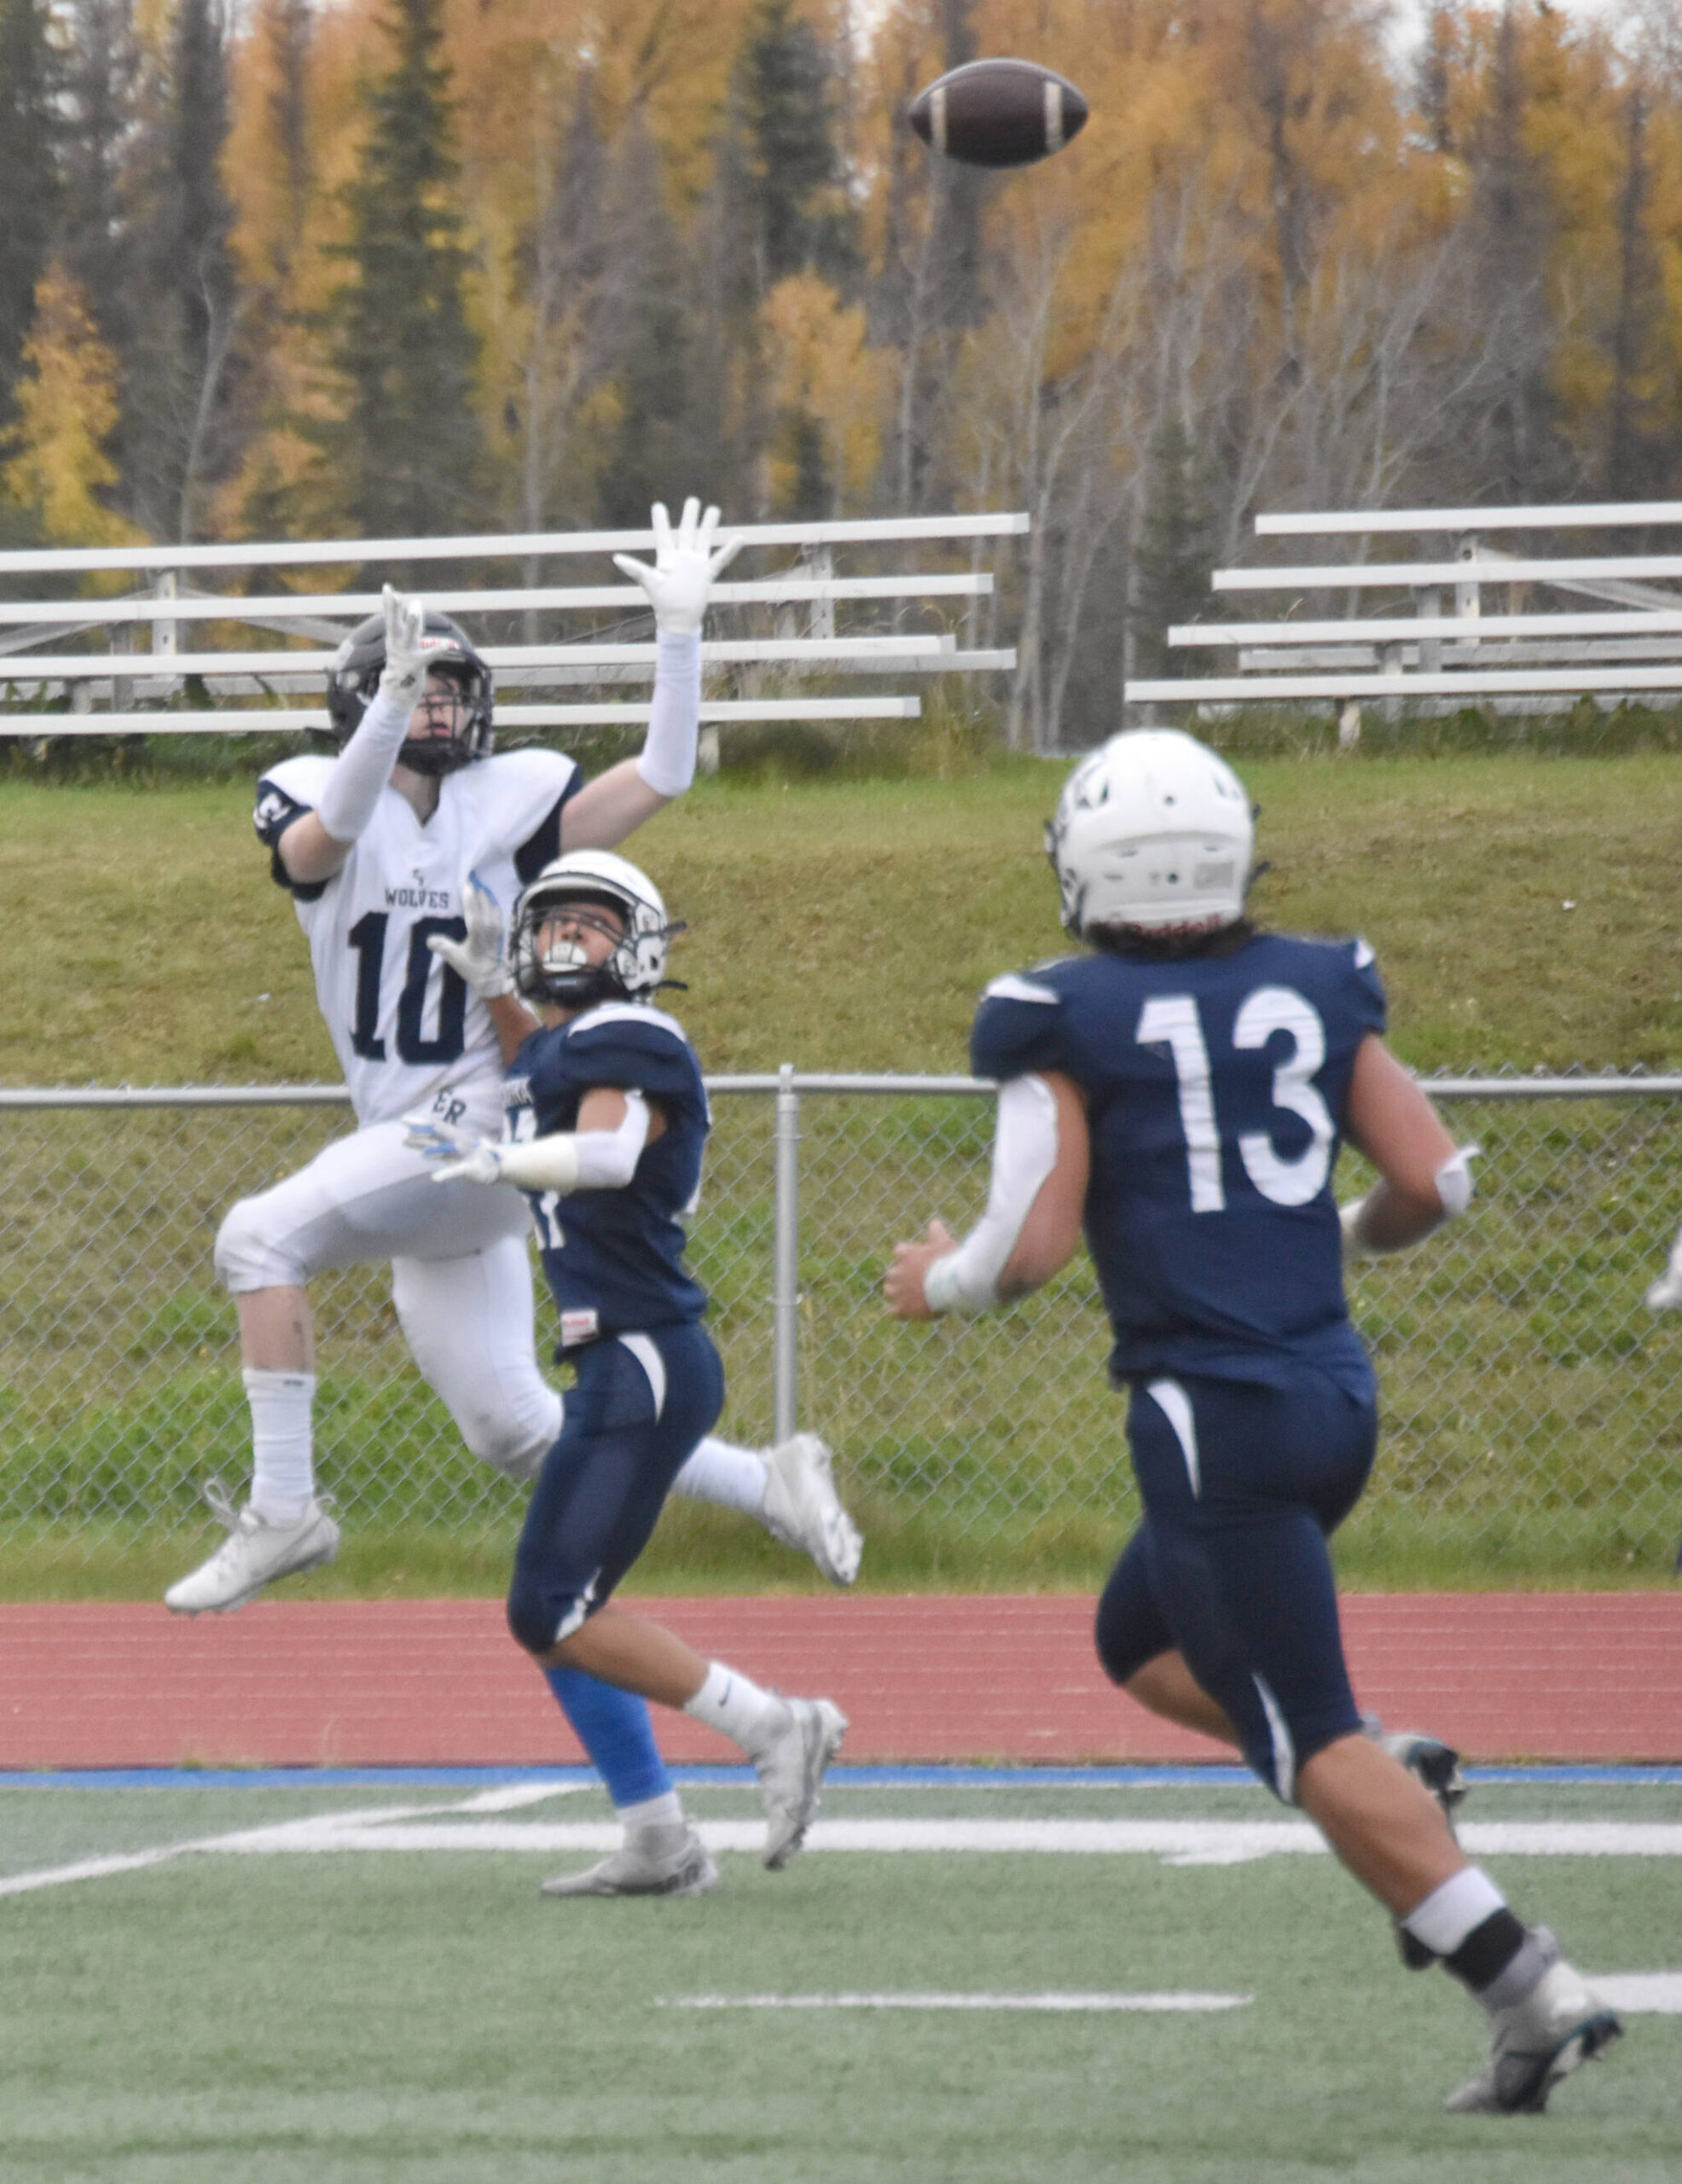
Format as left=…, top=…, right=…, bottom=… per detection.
left=408, top=851, right=847, bottom=1891
left=884, top=729, right=1621, bottom=2116
left=164, top=503, right=860, bottom=1618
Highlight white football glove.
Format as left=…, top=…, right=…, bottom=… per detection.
left=378, top=584, right=431, bottom=708
left=402, top=1112, right=507, bottom=1186
left=426, top=869, right=514, bottom=999
left=612, top=497, right=742, bottom=636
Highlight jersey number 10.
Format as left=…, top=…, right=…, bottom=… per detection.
left=1137, top=985, right=1336, bottom=1212
left=346, top=912, right=469, bottom=1064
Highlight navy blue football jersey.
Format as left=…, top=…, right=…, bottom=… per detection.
left=969, top=932, right=1387, bottom=1395
left=504, top=1001, right=710, bottom=1339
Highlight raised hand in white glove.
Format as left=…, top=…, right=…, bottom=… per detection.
left=612, top=498, right=742, bottom=636
left=426, top=869, right=514, bottom=999
left=378, top=584, right=431, bottom=708
left=402, top=1111, right=508, bottom=1186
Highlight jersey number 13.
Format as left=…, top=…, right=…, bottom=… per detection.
left=1137, top=986, right=1335, bottom=1211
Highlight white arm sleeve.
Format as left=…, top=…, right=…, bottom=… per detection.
left=923, top=1075, right=1060, bottom=1315
left=494, top=1091, right=652, bottom=1194
left=634, top=631, right=702, bottom=798
left=314, top=685, right=411, bottom=844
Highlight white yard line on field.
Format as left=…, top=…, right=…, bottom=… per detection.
left=666, top=1992, right=1254, bottom=2012
left=0, top=1781, right=588, bottom=1898
left=6, top=1807, right=1682, bottom=1897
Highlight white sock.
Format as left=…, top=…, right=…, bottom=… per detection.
left=1401, top=1866, right=1508, bottom=1955
left=618, top=1790, right=683, bottom=1832
left=243, top=1367, right=316, bottom=1525
left=668, top=1436, right=769, bottom=1516
left=683, top=1661, right=792, bottom=1757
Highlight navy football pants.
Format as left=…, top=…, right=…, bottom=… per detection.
left=1094, top=1369, right=1378, bottom=1802
left=508, top=1323, right=725, bottom=1656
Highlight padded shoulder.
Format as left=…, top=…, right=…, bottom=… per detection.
left=257, top=753, right=334, bottom=815
left=253, top=757, right=334, bottom=901
left=455, top=748, right=582, bottom=874
left=970, top=963, right=1072, bottom=1082
left=563, top=1003, right=700, bottom=1099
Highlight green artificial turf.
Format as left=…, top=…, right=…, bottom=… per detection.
left=0, top=1774, right=1675, bottom=2181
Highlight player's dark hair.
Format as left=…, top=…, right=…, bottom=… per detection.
left=1087, top=918, right=1258, bottom=962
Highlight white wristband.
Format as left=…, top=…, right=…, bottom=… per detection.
left=1341, top=1143, right=1478, bottom=1258
left=1435, top=1144, right=1478, bottom=1220
left=495, top=1095, right=651, bottom=1194
left=924, top=1249, right=997, bottom=1316
left=316, top=684, right=411, bottom=843
left=635, top=631, right=702, bottom=798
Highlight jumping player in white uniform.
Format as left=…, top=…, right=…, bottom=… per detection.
left=166, top=501, right=861, bottom=1613
left=886, top=729, right=1621, bottom=2116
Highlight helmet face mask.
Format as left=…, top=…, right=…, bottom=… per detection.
left=324, top=611, right=494, bottom=773
left=1047, top=729, right=1255, bottom=941
left=512, top=851, right=679, bottom=1010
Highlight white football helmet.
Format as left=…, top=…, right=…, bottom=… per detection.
left=1045, top=729, right=1254, bottom=937
left=511, top=850, right=679, bottom=1008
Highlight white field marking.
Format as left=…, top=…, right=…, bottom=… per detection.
left=1589, top=1973, right=1682, bottom=2014
left=0, top=1783, right=587, bottom=1899
left=10, top=1809, right=1682, bottom=1897
left=192, top=1817, right=1682, bottom=1862
left=666, top=1992, right=1252, bottom=2013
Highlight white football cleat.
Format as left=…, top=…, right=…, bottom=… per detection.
left=165, top=1481, right=339, bottom=1615
left=754, top=1697, right=847, bottom=1870
left=540, top=1824, right=717, bottom=1898
left=762, top=1432, right=863, bottom=1586
left=1446, top=1939, right=1622, bottom=2114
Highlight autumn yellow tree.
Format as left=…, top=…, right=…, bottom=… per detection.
left=2, top=264, right=145, bottom=548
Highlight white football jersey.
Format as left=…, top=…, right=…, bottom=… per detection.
left=255, top=747, right=579, bottom=1129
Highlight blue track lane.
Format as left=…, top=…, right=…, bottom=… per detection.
left=3, top=1764, right=1681, bottom=1791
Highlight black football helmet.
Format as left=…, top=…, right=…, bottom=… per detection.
left=324, top=607, right=494, bottom=775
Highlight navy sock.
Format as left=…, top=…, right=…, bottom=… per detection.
left=544, top=1668, right=672, bottom=1809
left=1444, top=1908, right=1528, bottom=1995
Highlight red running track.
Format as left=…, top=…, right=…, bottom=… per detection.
left=3, top=1594, right=1679, bottom=1769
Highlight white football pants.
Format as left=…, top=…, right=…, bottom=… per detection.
left=214, top=1119, right=769, bottom=1503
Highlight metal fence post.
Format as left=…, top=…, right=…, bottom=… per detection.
left=772, top=1062, right=800, bottom=1442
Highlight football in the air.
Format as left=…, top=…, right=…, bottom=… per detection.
left=908, top=58, right=1088, bottom=170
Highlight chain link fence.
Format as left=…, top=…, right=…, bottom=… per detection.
left=3, top=1077, right=1681, bottom=1579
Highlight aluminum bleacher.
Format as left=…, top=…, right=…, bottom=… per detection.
left=1123, top=502, right=1682, bottom=737
left=0, top=513, right=1024, bottom=738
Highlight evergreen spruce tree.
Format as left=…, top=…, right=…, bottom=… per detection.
left=322, top=0, right=484, bottom=536
left=588, top=114, right=693, bottom=528
left=56, top=0, right=137, bottom=344
left=266, top=0, right=313, bottom=272
left=1464, top=6, right=1562, bottom=500
left=739, top=0, right=857, bottom=291
left=0, top=0, right=59, bottom=430
left=118, top=0, right=239, bottom=538
left=1131, top=417, right=1215, bottom=681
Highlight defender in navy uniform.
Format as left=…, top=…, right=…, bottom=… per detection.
left=886, top=729, right=1621, bottom=2116
left=409, top=850, right=846, bottom=1894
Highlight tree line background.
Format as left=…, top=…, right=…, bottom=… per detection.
left=4, top=0, right=1682, bottom=750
